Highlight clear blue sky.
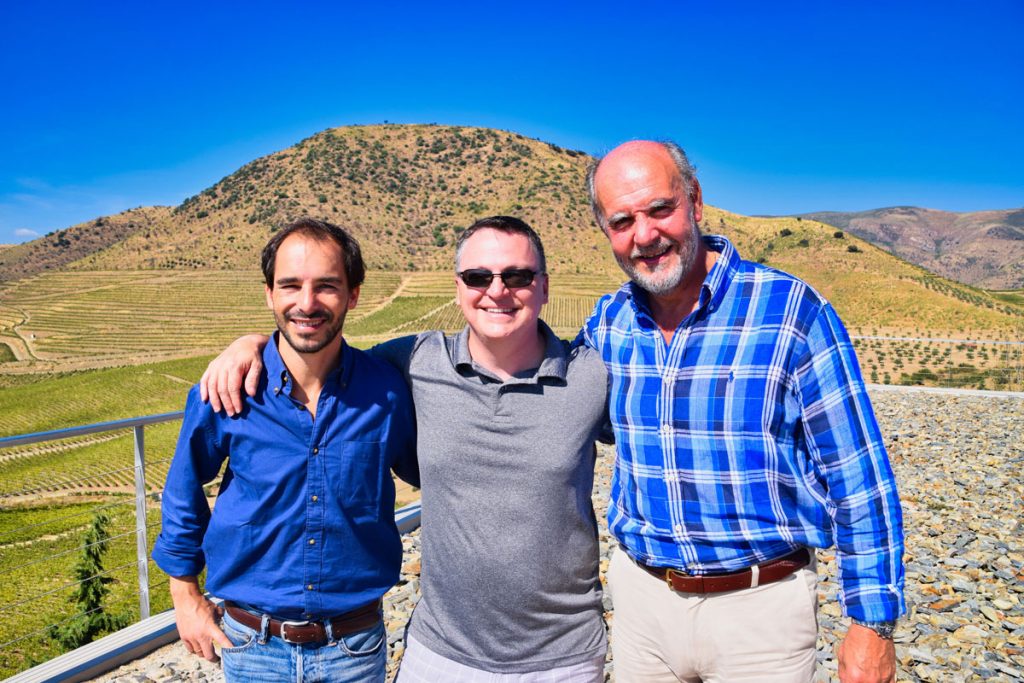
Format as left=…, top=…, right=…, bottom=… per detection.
left=2, top=1, right=1021, bottom=244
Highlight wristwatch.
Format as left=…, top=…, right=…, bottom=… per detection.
left=851, top=618, right=897, bottom=640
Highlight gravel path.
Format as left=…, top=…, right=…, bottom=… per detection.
left=92, top=390, right=1024, bottom=682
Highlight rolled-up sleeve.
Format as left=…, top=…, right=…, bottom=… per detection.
left=152, top=387, right=228, bottom=578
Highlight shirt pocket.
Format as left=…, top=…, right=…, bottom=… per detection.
left=340, top=441, right=385, bottom=522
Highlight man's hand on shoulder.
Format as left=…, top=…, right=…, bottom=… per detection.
left=200, top=334, right=270, bottom=415
left=169, top=576, right=232, bottom=662
left=838, top=622, right=896, bottom=683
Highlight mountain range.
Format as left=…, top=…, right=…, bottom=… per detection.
left=793, top=207, right=1024, bottom=290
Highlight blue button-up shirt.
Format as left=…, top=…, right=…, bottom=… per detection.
left=153, top=335, right=417, bottom=619
left=577, top=235, right=904, bottom=622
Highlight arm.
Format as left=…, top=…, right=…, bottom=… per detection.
left=389, top=387, right=419, bottom=488
left=169, top=576, right=232, bottom=662
left=200, top=334, right=270, bottom=415
left=796, top=303, right=903, bottom=682
left=152, top=388, right=233, bottom=661
left=370, top=335, right=420, bottom=487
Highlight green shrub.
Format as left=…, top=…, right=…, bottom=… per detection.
left=47, top=511, right=129, bottom=650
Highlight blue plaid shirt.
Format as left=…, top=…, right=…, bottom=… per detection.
left=577, top=235, right=904, bottom=622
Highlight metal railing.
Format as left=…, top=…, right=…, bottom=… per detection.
left=0, top=413, right=423, bottom=681
left=0, top=412, right=183, bottom=624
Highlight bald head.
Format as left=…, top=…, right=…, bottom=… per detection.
left=586, top=140, right=698, bottom=231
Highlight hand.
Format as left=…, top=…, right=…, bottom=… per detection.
left=169, top=576, right=233, bottom=662
left=838, top=623, right=896, bottom=683
left=199, top=334, right=269, bottom=415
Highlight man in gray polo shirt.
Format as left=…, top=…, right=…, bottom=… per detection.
left=202, top=216, right=611, bottom=681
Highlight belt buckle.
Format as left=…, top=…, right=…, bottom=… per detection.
left=279, top=619, right=312, bottom=644
left=665, top=567, right=688, bottom=590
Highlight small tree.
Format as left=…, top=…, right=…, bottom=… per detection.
left=48, top=511, right=129, bottom=650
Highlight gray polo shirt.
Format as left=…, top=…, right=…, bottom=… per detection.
left=373, top=321, right=611, bottom=673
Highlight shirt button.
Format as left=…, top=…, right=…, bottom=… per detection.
left=675, top=524, right=683, bottom=532
left=273, top=387, right=280, bottom=395
left=308, top=539, right=315, bottom=545
left=297, top=405, right=306, bottom=411
left=311, top=495, right=318, bottom=502
left=312, top=447, right=319, bottom=454
left=307, top=584, right=314, bottom=591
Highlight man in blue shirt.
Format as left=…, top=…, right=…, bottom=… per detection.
left=152, top=218, right=417, bottom=682
left=580, top=141, right=904, bottom=683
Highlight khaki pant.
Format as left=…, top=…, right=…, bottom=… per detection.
left=607, top=546, right=818, bottom=683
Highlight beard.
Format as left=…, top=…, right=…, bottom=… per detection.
left=275, top=309, right=346, bottom=354
left=615, top=210, right=701, bottom=296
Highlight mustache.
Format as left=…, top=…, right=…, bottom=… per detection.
left=631, top=238, right=677, bottom=259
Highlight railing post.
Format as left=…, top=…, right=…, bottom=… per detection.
left=132, top=425, right=151, bottom=620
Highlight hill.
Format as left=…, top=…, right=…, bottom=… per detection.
left=65, top=124, right=619, bottom=275
left=792, top=207, right=1024, bottom=290
left=0, top=206, right=171, bottom=282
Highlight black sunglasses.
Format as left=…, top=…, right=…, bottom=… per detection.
left=457, top=268, right=542, bottom=289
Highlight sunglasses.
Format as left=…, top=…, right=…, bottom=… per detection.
left=457, top=268, right=542, bottom=289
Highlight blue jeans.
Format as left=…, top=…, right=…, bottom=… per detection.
left=220, top=609, right=386, bottom=683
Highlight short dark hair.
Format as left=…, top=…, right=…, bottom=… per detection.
left=454, top=216, right=547, bottom=273
left=586, top=140, right=698, bottom=230
left=261, top=218, right=365, bottom=289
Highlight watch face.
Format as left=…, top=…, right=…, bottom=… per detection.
left=874, top=624, right=896, bottom=639
left=870, top=622, right=896, bottom=638
left=855, top=620, right=896, bottom=639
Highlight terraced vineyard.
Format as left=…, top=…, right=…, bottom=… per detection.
left=853, top=336, right=1024, bottom=390
left=0, top=269, right=623, bottom=367
left=1, top=268, right=1021, bottom=389
left=0, top=270, right=406, bottom=368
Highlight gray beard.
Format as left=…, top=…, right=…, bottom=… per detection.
left=616, top=215, right=701, bottom=296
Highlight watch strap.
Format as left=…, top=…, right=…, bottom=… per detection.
left=851, top=618, right=897, bottom=639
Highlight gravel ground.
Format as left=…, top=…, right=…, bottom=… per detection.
left=92, top=388, right=1024, bottom=683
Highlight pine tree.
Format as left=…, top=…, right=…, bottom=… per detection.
left=48, top=511, right=130, bottom=649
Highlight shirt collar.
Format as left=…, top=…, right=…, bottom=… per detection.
left=625, top=234, right=740, bottom=320
left=263, top=332, right=353, bottom=398
left=453, top=319, right=568, bottom=382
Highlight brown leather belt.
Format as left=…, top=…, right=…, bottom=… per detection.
left=224, top=599, right=382, bottom=645
left=637, top=548, right=810, bottom=594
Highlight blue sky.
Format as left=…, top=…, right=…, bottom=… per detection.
left=1, top=1, right=1021, bottom=244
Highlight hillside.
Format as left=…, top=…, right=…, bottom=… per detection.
left=0, top=206, right=171, bottom=282
left=63, top=125, right=620, bottom=275
left=794, top=207, right=1024, bottom=290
